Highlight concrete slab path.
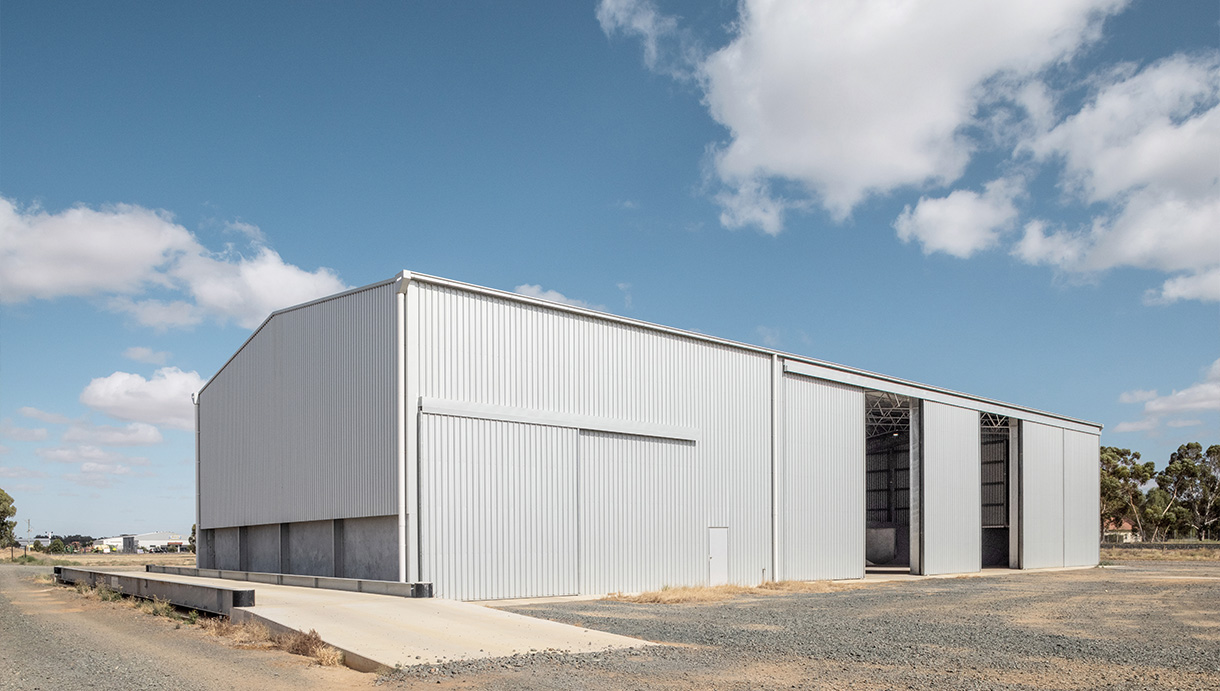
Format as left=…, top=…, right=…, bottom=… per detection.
left=85, top=569, right=652, bottom=672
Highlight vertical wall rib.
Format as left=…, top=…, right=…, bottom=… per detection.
left=1021, top=421, right=1065, bottom=568
left=198, top=283, right=397, bottom=529
left=578, top=431, right=702, bottom=594
left=921, top=402, right=981, bottom=575
left=415, top=283, right=771, bottom=597
left=1063, top=430, right=1100, bottom=567
left=780, top=375, right=865, bottom=581
left=418, top=415, right=578, bottom=601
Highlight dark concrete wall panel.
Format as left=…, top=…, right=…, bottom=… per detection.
left=341, top=515, right=397, bottom=581
left=246, top=523, right=282, bottom=573
left=286, top=519, right=334, bottom=576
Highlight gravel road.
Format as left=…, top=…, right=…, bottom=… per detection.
left=381, top=561, right=1220, bottom=690
left=0, top=565, right=372, bottom=691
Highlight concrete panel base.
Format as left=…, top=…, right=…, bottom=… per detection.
left=245, top=523, right=281, bottom=573
left=55, top=566, right=254, bottom=615
left=286, top=520, right=334, bottom=576
left=340, top=515, right=397, bottom=581
left=214, top=527, right=240, bottom=571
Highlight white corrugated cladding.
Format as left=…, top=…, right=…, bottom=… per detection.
left=1063, top=430, right=1101, bottom=567
left=198, top=282, right=397, bottom=529
left=1020, top=421, right=1065, bottom=568
left=579, top=431, right=702, bottom=594
left=921, top=402, right=982, bottom=575
left=414, top=282, right=772, bottom=598
left=418, top=415, right=578, bottom=601
left=780, top=374, right=864, bottom=581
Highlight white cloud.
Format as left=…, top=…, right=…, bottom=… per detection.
left=0, top=465, right=45, bottom=479
left=1112, top=418, right=1160, bottom=433
left=18, top=407, right=72, bottom=424
left=0, top=421, right=48, bottom=442
left=171, top=246, right=347, bottom=329
left=697, top=0, right=1123, bottom=224
left=1118, top=389, right=1158, bottom=404
left=36, top=445, right=142, bottom=464
left=514, top=284, right=604, bottom=311
left=122, top=346, right=170, bottom=365
left=1113, top=358, right=1220, bottom=433
left=63, top=421, right=163, bottom=446
left=78, top=367, right=204, bottom=431
left=894, top=177, right=1022, bottom=257
left=1019, top=53, right=1220, bottom=301
left=0, top=197, right=349, bottom=328
left=1142, top=359, right=1220, bottom=415
left=755, top=326, right=781, bottom=348
left=0, top=199, right=196, bottom=302
left=596, top=0, right=692, bottom=78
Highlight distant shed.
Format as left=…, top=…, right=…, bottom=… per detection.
left=196, top=271, right=1100, bottom=600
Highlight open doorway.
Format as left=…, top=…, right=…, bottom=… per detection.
left=865, top=392, right=913, bottom=574
left=980, top=412, right=1012, bottom=568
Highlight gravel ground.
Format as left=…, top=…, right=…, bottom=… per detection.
left=380, top=561, right=1220, bottom=690
left=0, top=564, right=372, bottom=691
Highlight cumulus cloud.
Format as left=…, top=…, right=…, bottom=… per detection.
left=63, top=421, right=163, bottom=446
left=123, top=346, right=170, bottom=365
left=78, top=367, right=204, bottom=431
left=18, top=407, right=72, bottom=424
left=0, top=466, right=46, bottom=479
left=894, top=177, right=1022, bottom=257
left=0, top=421, right=49, bottom=442
left=697, top=0, right=1122, bottom=221
left=0, top=197, right=349, bottom=328
left=36, top=445, right=145, bottom=465
left=514, top=284, right=605, bottom=311
left=1017, top=53, right=1220, bottom=300
left=1113, top=358, right=1220, bottom=433
left=1118, top=389, right=1158, bottom=404
left=596, top=0, right=696, bottom=78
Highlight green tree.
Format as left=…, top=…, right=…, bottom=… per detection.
left=48, top=537, right=66, bottom=554
left=189, top=524, right=196, bottom=553
left=1181, top=443, right=1220, bottom=541
left=0, top=488, right=17, bottom=550
left=1100, top=447, right=1155, bottom=540
left=31, top=539, right=43, bottom=552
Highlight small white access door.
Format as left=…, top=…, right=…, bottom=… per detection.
left=708, top=527, right=729, bottom=585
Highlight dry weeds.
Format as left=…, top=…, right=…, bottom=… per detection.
left=607, top=579, right=867, bottom=603
left=273, top=629, right=345, bottom=667
left=1101, top=547, right=1220, bottom=561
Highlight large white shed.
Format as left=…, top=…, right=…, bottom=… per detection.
left=196, top=271, right=1101, bottom=600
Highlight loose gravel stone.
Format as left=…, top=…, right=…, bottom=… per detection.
left=378, top=561, right=1220, bottom=690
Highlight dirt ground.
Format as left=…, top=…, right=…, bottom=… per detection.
left=3, top=559, right=1218, bottom=690
left=0, top=565, right=374, bottom=691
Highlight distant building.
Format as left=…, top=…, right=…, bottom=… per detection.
left=197, top=271, right=1101, bottom=600
left=97, top=531, right=187, bottom=553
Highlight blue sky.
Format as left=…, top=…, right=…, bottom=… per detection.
left=2, top=0, right=1217, bottom=539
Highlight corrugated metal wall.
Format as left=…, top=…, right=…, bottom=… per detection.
left=1020, top=421, right=1065, bottom=568
left=414, top=283, right=772, bottom=597
left=198, top=283, right=397, bottom=529
left=921, top=402, right=981, bottom=575
left=1062, top=430, right=1100, bottom=567
left=418, top=415, right=578, bottom=600
left=780, top=375, right=864, bottom=581
left=579, top=431, right=702, bottom=594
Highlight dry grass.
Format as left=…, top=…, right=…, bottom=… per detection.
left=200, top=616, right=273, bottom=646
left=607, top=579, right=864, bottom=604
left=199, top=618, right=343, bottom=666
left=273, top=629, right=345, bottom=667
left=1101, top=547, right=1220, bottom=562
